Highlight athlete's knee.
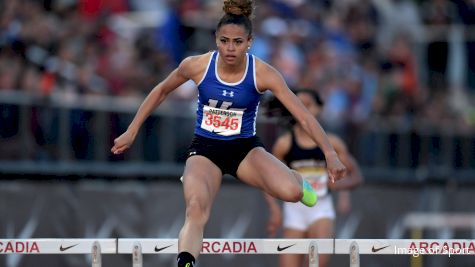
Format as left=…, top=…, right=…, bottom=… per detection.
left=278, top=176, right=302, bottom=202
left=285, top=183, right=303, bottom=203
left=185, top=198, right=211, bottom=225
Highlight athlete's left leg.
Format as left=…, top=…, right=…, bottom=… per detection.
left=236, top=147, right=315, bottom=205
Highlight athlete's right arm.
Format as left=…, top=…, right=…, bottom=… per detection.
left=111, top=55, right=207, bottom=155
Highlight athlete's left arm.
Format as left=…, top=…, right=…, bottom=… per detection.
left=255, top=60, right=346, bottom=182
left=327, top=135, right=364, bottom=190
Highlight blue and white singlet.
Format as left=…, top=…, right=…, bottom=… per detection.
left=194, top=51, right=263, bottom=140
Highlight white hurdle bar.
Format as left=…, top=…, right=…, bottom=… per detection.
left=118, top=238, right=475, bottom=267
left=118, top=238, right=475, bottom=255
left=2, top=238, right=475, bottom=267
left=118, top=238, right=333, bottom=254
left=0, top=239, right=116, bottom=267
left=119, top=238, right=329, bottom=267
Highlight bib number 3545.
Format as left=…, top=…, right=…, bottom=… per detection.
left=201, top=105, right=243, bottom=136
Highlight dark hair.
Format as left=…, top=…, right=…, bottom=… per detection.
left=217, top=0, right=254, bottom=37
left=263, top=88, right=324, bottom=126
left=295, top=88, right=325, bottom=107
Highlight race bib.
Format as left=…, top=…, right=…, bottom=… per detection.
left=200, top=105, right=243, bottom=136
left=300, top=168, right=329, bottom=197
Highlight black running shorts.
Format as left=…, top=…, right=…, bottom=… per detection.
left=186, top=134, right=264, bottom=177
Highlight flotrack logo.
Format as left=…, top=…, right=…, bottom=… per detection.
left=201, top=241, right=257, bottom=254
left=0, top=241, right=40, bottom=253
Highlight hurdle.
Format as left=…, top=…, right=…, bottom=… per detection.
left=118, top=238, right=329, bottom=267
left=118, top=238, right=475, bottom=267
left=1, top=238, right=475, bottom=267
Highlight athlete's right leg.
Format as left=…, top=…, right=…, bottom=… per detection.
left=279, top=228, right=306, bottom=267
left=177, top=156, right=222, bottom=266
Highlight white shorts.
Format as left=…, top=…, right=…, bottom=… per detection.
left=283, top=195, right=335, bottom=231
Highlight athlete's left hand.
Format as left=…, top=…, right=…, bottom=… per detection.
left=326, top=153, right=347, bottom=183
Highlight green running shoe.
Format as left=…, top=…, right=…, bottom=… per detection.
left=300, top=179, right=317, bottom=207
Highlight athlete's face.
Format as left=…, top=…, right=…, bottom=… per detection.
left=216, top=24, right=252, bottom=66
left=297, top=92, right=321, bottom=118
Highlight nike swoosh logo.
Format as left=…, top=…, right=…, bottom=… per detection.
left=277, top=244, right=296, bottom=251
left=371, top=245, right=390, bottom=252
left=60, top=244, right=79, bottom=251
left=155, top=244, right=173, bottom=252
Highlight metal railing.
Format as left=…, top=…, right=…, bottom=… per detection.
left=1, top=90, right=474, bottom=182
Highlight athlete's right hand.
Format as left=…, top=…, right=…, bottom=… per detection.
left=111, top=130, right=136, bottom=155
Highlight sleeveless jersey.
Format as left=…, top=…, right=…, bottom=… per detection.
left=284, top=131, right=329, bottom=197
left=194, top=51, right=263, bottom=140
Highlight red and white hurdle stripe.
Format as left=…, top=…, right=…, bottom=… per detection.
left=1, top=238, right=474, bottom=267
left=0, top=239, right=116, bottom=254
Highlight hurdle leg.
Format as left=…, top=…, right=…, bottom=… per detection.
left=91, top=241, right=102, bottom=267
left=308, top=240, right=319, bottom=267
left=349, top=241, right=359, bottom=267
left=132, top=242, right=143, bottom=267
left=410, top=229, right=423, bottom=267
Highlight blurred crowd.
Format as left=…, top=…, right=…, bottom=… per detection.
left=1, top=0, right=475, bottom=164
